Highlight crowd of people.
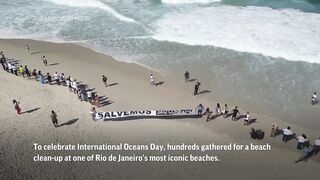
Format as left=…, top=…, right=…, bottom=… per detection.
left=194, top=100, right=319, bottom=162
left=187, top=69, right=319, bottom=163
left=188, top=67, right=259, bottom=131
left=269, top=123, right=319, bottom=162
left=1, top=48, right=319, bottom=163
left=195, top=102, right=256, bottom=126
left=1, top=49, right=106, bottom=126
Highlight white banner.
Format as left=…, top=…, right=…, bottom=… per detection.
left=95, top=109, right=198, bottom=120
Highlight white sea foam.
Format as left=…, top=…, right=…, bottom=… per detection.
left=44, top=0, right=138, bottom=23
left=0, top=28, right=63, bottom=43
left=162, top=0, right=221, bottom=4
left=152, top=5, right=320, bottom=63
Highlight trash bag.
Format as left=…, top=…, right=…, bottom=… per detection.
left=250, top=128, right=264, bottom=140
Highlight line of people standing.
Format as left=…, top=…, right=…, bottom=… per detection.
left=1, top=50, right=103, bottom=117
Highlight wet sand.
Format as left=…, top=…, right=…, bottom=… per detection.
left=0, top=39, right=319, bottom=180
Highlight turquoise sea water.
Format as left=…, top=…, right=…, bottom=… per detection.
left=1, top=0, right=320, bottom=130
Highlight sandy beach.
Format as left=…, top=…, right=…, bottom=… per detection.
left=0, top=39, right=319, bottom=180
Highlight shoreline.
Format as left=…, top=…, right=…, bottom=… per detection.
left=1, top=38, right=319, bottom=136
left=0, top=38, right=319, bottom=179
left=1, top=38, right=320, bottom=140
left=0, top=36, right=159, bottom=72
left=3, top=35, right=320, bottom=131
left=2, top=37, right=320, bottom=132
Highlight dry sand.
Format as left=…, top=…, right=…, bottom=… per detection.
left=0, top=39, right=319, bottom=180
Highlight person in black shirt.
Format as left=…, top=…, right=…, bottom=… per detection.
left=24, top=66, right=30, bottom=79
left=0, top=52, right=6, bottom=62
left=46, top=73, right=52, bottom=85
left=32, top=69, right=37, bottom=80
left=102, top=75, right=108, bottom=87
left=0, top=58, right=5, bottom=70
left=231, top=106, right=240, bottom=121
left=205, top=107, right=212, bottom=122
left=184, top=71, right=190, bottom=82
left=13, top=64, right=18, bottom=76
left=50, top=111, right=59, bottom=127
left=42, top=56, right=48, bottom=66
left=194, top=82, right=200, bottom=96
left=223, top=104, right=229, bottom=118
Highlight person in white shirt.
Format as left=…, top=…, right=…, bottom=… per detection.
left=244, top=112, right=251, bottom=125
left=296, top=134, right=307, bottom=150
left=312, top=92, right=318, bottom=105
left=8, top=62, right=13, bottom=74
left=150, top=74, right=154, bottom=86
left=282, top=126, right=294, bottom=143
left=72, top=80, right=77, bottom=93
left=215, top=103, right=221, bottom=116
left=66, top=78, right=70, bottom=86
left=42, top=56, right=47, bottom=66
left=26, top=45, right=30, bottom=54
left=314, top=137, right=320, bottom=155
left=87, top=91, right=93, bottom=103
left=12, top=64, right=18, bottom=76
left=89, top=107, right=97, bottom=121
left=53, top=72, right=59, bottom=85
left=66, top=76, right=72, bottom=92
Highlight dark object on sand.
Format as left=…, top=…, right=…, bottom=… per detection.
left=250, top=128, right=264, bottom=140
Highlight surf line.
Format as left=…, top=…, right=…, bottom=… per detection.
left=95, top=109, right=199, bottom=120
left=44, top=0, right=139, bottom=24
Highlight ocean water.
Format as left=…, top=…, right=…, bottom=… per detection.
left=1, top=0, right=320, bottom=130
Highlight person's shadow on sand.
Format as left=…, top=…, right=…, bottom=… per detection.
left=7, top=59, right=21, bottom=64
left=236, top=115, right=246, bottom=121
left=155, top=81, right=164, bottom=86
left=198, top=90, right=211, bottom=95
left=47, top=63, right=59, bottom=66
left=188, top=78, right=197, bottom=82
left=58, top=118, right=79, bottom=127
left=208, top=114, right=221, bottom=121
left=21, top=107, right=41, bottom=114
left=30, top=51, right=41, bottom=55
left=108, top=83, right=119, bottom=87
left=98, top=96, right=113, bottom=107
